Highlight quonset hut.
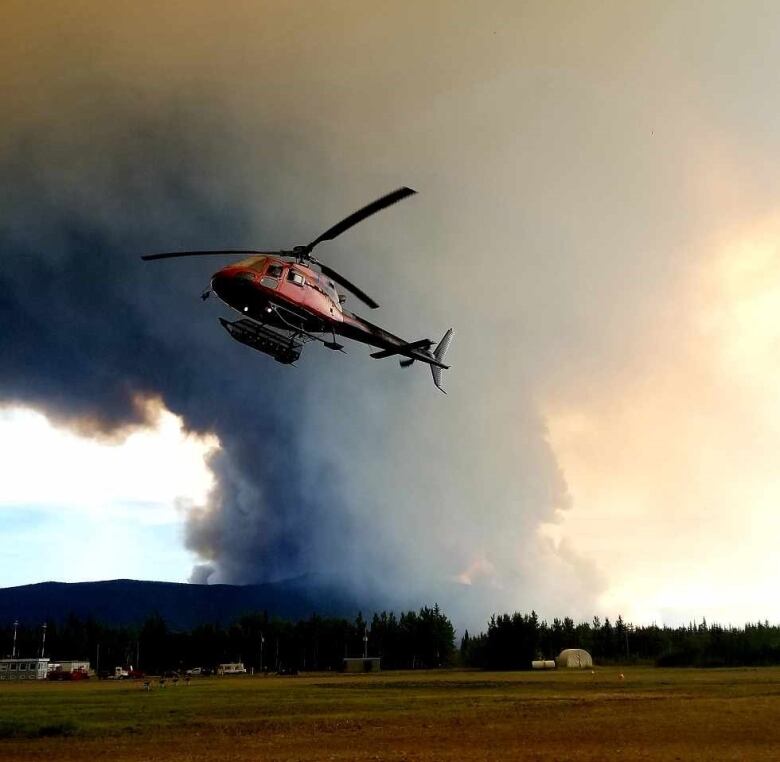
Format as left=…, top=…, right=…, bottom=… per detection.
left=555, top=649, right=593, bottom=668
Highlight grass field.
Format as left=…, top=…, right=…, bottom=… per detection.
left=2, top=667, right=780, bottom=760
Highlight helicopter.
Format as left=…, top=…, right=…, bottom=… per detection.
left=142, top=187, right=453, bottom=392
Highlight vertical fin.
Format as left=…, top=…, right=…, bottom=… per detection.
left=430, top=328, right=453, bottom=393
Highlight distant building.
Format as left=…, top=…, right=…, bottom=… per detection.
left=48, top=660, right=91, bottom=680
left=217, top=662, right=247, bottom=675
left=0, top=658, right=50, bottom=681
left=49, top=660, right=90, bottom=673
left=342, top=657, right=381, bottom=673
left=555, top=649, right=593, bottom=668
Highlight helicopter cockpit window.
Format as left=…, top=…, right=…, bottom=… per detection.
left=260, top=263, right=283, bottom=289
left=288, top=270, right=305, bottom=287
left=322, top=279, right=341, bottom=304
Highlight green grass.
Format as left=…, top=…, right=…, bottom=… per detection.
left=2, top=667, right=780, bottom=759
left=0, top=720, right=77, bottom=740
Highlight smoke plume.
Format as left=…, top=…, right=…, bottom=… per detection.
left=0, top=1, right=639, bottom=628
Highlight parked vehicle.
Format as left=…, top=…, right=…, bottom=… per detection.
left=47, top=668, right=90, bottom=681
left=108, top=665, right=143, bottom=680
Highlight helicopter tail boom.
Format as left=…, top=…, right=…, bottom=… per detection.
left=343, top=312, right=452, bottom=391
left=370, top=338, right=433, bottom=359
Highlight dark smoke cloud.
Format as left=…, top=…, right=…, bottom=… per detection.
left=0, top=93, right=352, bottom=583
left=0, top=1, right=610, bottom=630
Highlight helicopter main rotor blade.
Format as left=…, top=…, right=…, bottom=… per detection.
left=305, top=187, right=416, bottom=253
left=319, top=263, right=380, bottom=310
left=141, top=249, right=278, bottom=262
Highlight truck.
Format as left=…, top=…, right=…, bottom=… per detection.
left=107, top=665, right=143, bottom=680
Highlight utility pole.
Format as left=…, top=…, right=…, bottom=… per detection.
left=259, top=632, right=264, bottom=674
left=40, top=623, right=47, bottom=658
left=12, top=620, right=18, bottom=659
left=363, top=626, right=368, bottom=659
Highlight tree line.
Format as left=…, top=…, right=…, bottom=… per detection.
left=460, top=613, right=780, bottom=669
left=4, top=607, right=780, bottom=673
left=0, top=605, right=455, bottom=675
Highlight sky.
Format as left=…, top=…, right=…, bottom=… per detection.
left=2, top=1, right=780, bottom=630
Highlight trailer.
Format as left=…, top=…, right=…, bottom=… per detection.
left=217, top=662, right=247, bottom=675
left=0, top=658, right=50, bottom=681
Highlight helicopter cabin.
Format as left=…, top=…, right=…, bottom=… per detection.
left=228, top=256, right=343, bottom=316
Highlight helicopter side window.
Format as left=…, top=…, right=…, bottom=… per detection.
left=288, top=270, right=305, bottom=287
left=260, top=263, right=283, bottom=289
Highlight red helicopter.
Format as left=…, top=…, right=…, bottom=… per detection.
left=142, top=188, right=453, bottom=392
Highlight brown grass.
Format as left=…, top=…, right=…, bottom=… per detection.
left=2, top=667, right=780, bottom=760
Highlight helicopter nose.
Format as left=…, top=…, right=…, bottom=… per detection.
left=211, top=269, right=257, bottom=306
left=210, top=272, right=229, bottom=299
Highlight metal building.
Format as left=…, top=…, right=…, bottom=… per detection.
left=342, top=657, right=381, bottom=673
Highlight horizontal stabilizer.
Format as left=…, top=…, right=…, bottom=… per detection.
left=371, top=338, right=432, bottom=360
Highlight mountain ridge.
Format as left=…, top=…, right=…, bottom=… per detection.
left=0, top=577, right=369, bottom=629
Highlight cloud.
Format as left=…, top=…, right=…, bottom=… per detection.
left=544, top=208, right=780, bottom=625
left=0, top=404, right=216, bottom=587
left=0, top=404, right=217, bottom=521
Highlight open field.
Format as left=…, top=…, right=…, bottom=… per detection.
left=2, top=667, right=780, bottom=760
